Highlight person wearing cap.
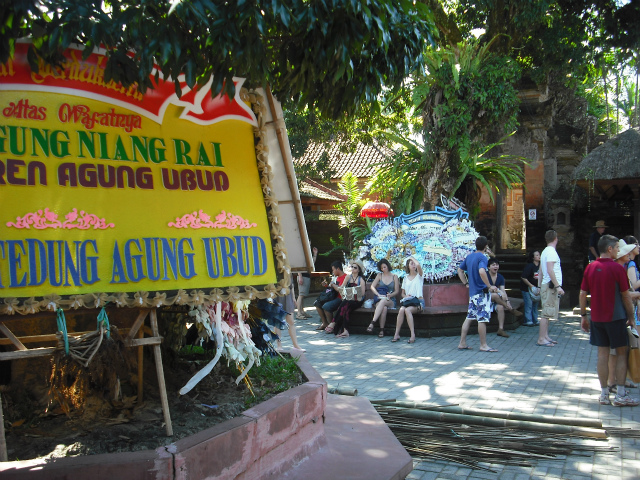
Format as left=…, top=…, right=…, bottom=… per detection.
left=579, top=235, right=638, bottom=407
left=606, top=239, right=640, bottom=392
left=588, top=220, right=607, bottom=262
left=623, top=235, right=640, bottom=327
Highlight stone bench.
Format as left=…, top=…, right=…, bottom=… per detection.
left=347, top=282, right=524, bottom=338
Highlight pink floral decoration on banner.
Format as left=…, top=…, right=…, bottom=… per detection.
left=6, top=208, right=115, bottom=230
left=168, top=210, right=257, bottom=229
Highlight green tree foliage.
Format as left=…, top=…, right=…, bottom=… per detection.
left=321, top=172, right=371, bottom=258
left=0, top=0, right=436, bottom=119
left=372, top=40, right=523, bottom=211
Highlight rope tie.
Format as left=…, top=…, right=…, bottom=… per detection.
left=56, top=308, right=69, bottom=355
left=97, top=307, right=110, bottom=339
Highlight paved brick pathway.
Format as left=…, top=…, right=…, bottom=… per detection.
left=280, top=304, right=640, bottom=480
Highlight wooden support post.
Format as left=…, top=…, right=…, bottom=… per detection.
left=0, top=393, right=7, bottom=462
left=137, top=327, right=144, bottom=403
left=149, top=309, right=172, bottom=436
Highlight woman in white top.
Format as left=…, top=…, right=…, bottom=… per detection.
left=392, top=256, right=424, bottom=344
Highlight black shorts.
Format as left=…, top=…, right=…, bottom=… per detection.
left=590, top=319, right=628, bottom=349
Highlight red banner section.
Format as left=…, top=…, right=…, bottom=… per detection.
left=0, top=43, right=257, bottom=126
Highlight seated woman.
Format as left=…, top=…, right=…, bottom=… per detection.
left=325, top=259, right=367, bottom=338
left=367, top=259, right=400, bottom=338
left=392, top=256, right=424, bottom=344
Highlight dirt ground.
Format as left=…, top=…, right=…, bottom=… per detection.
left=2, top=352, right=301, bottom=462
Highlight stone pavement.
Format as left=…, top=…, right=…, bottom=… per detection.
left=279, top=304, right=640, bottom=480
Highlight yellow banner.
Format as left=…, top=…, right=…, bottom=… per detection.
left=0, top=70, right=276, bottom=299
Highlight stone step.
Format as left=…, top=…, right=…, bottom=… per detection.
left=281, top=394, right=413, bottom=480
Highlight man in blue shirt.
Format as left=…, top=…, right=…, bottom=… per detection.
left=457, top=236, right=499, bottom=352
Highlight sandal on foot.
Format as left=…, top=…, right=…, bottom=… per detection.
left=407, top=337, right=415, bottom=344
left=366, top=322, right=375, bottom=333
left=324, top=323, right=335, bottom=334
left=378, top=330, right=385, bottom=338
left=391, top=336, right=400, bottom=343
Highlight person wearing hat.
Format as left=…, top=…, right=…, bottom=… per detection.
left=588, top=220, right=607, bottom=262
left=605, top=239, right=640, bottom=392
left=579, top=235, right=638, bottom=406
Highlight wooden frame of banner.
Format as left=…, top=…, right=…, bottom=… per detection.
left=0, top=307, right=173, bottom=456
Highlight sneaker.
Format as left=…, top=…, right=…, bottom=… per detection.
left=599, top=393, right=611, bottom=405
left=612, top=394, right=640, bottom=407
left=523, top=322, right=534, bottom=327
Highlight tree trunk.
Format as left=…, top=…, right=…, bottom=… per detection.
left=420, top=149, right=456, bottom=210
left=602, top=62, right=611, bottom=138
left=635, top=58, right=639, bottom=128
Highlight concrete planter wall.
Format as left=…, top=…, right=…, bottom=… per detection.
left=0, top=353, right=327, bottom=480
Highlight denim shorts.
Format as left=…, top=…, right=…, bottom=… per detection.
left=322, top=297, right=342, bottom=313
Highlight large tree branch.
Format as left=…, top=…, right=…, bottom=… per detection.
left=418, top=0, right=463, bottom=46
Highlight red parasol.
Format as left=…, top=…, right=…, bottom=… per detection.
left=359, top=201, right=393, bottom=218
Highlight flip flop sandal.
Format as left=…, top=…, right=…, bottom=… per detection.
left=536, top=342, right=554, bottom=347
left=458, top=346, right=472, bottom=350
left=407, top=338, right=415, bottom=344
left=391, top=337, right=400, bottom=343
left=480, top=348, right=498, bottom=352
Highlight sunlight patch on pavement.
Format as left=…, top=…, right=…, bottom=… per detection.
left=434, top=372, right=465, bottom=396
left=404, top=385, right=432, bottom=402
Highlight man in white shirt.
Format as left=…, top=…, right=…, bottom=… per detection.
left=538, top=230, right=564, bottom=346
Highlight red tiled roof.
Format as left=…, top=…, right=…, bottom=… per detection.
left=294, top=141, right=395, bottom=179
left=299, top=178, right=347, bottom=201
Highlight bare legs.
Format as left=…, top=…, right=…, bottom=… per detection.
left=275, top=313, right=302, bottom=350
left=369, top=299, right=392, bottom=336
left=316, top=306, right=332, bottom=329
left=458, top=319, right=493, bottom=351
left=537, top=316, right=555, bottom=345
left=393, top=306, right=416, bottom=342
left=296, top=294, right=308, bottom=318
left=495, top=304, right=505, bottom=330
left=605, top=347, right=630, bottom=388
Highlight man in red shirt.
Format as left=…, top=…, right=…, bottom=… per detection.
left=579, top=234, right=638, bottom=406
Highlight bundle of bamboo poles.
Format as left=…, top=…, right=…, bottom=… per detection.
left=372, top=400, right=623, bottom=472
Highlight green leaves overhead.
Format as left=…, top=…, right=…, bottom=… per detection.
left=1, top=0, right=436, bottom=119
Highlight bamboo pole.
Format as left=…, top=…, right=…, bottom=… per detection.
left=393, top=408, right=607, bottom=439
left=380, top=401, right=602, bottom=429
left=137, top=327, right=144, bottom=403
left=328, top=386, right=358, bottom=396
left=149, top=309, right=173, bottom=436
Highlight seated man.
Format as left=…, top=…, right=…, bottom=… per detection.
left=487, top=258, right=522, bottom=338
left=314, top=260, right=346, bottom=330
